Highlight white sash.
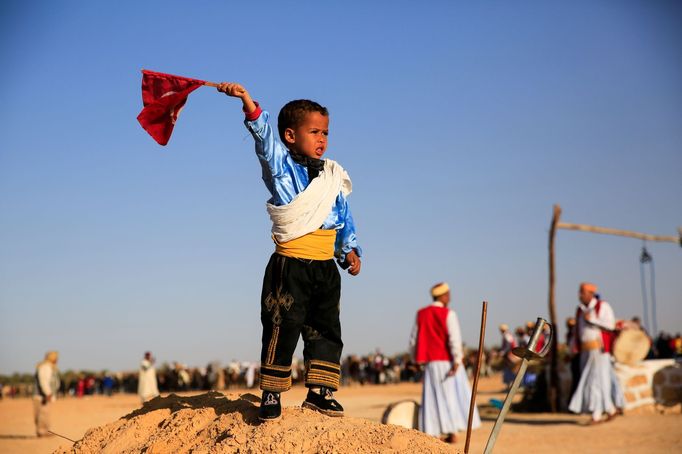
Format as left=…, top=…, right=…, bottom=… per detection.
left=267, top=159, right=352, bottom=243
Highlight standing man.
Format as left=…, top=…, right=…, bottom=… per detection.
left=33, top=351, right=60, bottom=437
left=498, top=323, right=518, bottom=389
left=409, top=282, right=481, bottom=443
left=568, top=282, right=621, bottom=424
left=138, top=351, right=159, bottom=403
left=565, top=317, right=581, bottom=396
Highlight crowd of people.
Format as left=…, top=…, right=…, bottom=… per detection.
left=3, top=331, right=679, bottom=403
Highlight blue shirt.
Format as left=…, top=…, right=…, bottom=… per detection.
left=244, top=108, right=361, bottom=263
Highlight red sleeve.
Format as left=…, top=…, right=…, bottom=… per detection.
left=244, top=102, right=262, bottom=121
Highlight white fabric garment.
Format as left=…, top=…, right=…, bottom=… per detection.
left=575, top=298, right=615, bottom=344
left=33, top=362, right=59, bottom=402
left=610, top=359, right=625, bottom=409
left=568, top=349, right=616, bottom=419
left=419, top=361, right=482, bottom=436
left=138, top=359, right=159, bottom=402
left=407, top=302, right=463, bottom=364
left=267, top=159, right=351, bottom=243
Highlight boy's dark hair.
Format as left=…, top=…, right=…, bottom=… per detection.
left=277, top=99, right=328, bottom=142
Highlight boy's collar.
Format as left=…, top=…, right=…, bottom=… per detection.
left=290, top=151, right=325, bottom=180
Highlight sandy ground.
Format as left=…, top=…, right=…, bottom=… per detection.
left=1, top=374, right=680, bottom=453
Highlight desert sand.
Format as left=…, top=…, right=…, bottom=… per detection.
left=0, top=374, right=680, bottom=453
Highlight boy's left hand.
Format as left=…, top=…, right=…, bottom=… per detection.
left=345, top=250, right=361, bottom=276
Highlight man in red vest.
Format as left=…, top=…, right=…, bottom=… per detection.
left=409, top=282, right=480, bottom=443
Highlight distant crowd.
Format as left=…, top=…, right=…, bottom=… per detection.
left=1, top=325, right=680, bottom=400
left=0, top=348, right=498, bottom=399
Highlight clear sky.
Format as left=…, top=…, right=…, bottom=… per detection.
left=1, top=1, right=680, bottom=374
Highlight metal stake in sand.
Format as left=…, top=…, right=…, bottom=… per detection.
left=47, top=430, right=77, bottom=443
left=483, top=317, right=553, bottom=454
left=464, top=300, right=487, bottom=454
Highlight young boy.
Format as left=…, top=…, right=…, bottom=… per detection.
left=217, top=82, right=362, bottom=421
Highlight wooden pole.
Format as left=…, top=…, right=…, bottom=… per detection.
left=557, top=222, right=681, bottom=245
left=548, top=205, right=561, bottom=412
left=464, top=300, right=487, bottom=454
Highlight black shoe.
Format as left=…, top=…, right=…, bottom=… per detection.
left=258, top=391, right=281, bottom=421
left=302, top=386, right=344, bottom=417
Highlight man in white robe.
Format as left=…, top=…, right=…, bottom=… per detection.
left=33, top=351, right=60, bottom=437
left=568, top=282, right=621, bottom=424
left=138, top=351, right=159, bottom=403
left=409, top=282, right=481, bottom=443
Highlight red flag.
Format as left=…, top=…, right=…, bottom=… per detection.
left=136, top=70, right=206, bottom=145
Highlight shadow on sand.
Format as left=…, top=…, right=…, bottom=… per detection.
left=478, top=404, right=582, bottom=426
left=123, top=391, right=261, bottom=426
left=0, top=434, right=38, bottom=440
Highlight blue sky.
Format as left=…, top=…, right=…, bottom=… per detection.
left=1, top=1, right=680, bottom=374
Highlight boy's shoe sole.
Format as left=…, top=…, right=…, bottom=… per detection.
left=302, top=400, right=344, bottom=417
left=258, top=414, right=282, bottom=422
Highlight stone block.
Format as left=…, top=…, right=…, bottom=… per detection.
left=627, top=374, right=648, bottom=387
left=639, top=388, right=653, bottom=399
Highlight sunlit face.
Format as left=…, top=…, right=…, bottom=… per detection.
left=439, top=291, right=451, bottom=305
left=284, top=111, right=329, bottom=159
left=578, top=285, right=593, bottom=305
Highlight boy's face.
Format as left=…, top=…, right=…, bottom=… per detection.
left=284, top=111, right=329, bottom=159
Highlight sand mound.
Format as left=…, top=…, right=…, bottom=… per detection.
left=54, top=392, right=459, bottom=453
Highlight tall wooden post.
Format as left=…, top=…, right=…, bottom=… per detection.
left=548, top=204, right=561, bottom=412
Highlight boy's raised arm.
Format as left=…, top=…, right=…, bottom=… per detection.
left=217, top=82, right=257, bottom=115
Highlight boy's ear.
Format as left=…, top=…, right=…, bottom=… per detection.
left=283, top=128, right=296, bottom=144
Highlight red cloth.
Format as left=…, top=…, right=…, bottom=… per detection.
left=415, top=305, right=452, bottom=363
left=244, top=102, right=262, bottom=121
left=136, top=70, right=206, bottom=145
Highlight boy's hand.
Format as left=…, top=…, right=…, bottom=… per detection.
left=345, top=250, right=361, bottom=276
left=217, top=82, right=256, bottom=114
left=217, top=82, right=248, bottom=98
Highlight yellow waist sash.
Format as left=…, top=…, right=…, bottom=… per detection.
left=581, top=340, right=602, bottom=351
left=273, top=229, right=336, bottom=260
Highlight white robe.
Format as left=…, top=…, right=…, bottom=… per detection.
left=138, top=359, right=159, bottom=402
left=420, top=361, right=482, bottom=436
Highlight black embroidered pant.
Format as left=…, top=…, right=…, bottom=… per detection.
left=259, top=253, right=343, bottom=392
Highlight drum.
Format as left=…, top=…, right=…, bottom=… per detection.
left=381, top=400, right=420, bottom=430
left=613, top=329, right=650, bottom=365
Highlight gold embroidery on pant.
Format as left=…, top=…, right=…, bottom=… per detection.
left=305, top=360, right=341, bottom=389
left=260, top=374, right=291, bottom=392
left=266, top=325, right=280, bottom=365
left=264, top=257, right=295, bottom=326
left=309, top=359, right=341, bottom=370
left=261, top=363, right=291, bottom=372
left=305, top=374, right=340, bottom=389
